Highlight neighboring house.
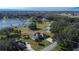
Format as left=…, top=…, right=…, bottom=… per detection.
left=41, top=18, right=48, bottom=22
left=15, top=40, right=27, bottom=49
left=15, top=40, right=33, bottom=51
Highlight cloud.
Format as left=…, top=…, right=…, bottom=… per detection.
left=0, top=0, right=78, bottom=7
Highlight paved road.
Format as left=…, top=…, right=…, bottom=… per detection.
left=41, top=41, right=57, bottom=51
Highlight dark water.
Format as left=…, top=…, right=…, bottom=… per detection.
left=0, top=20, right=32, bottom=29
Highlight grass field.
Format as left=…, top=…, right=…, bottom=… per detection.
left=15, top=22, right=51, bottom=35
left=51, top=45, right=62, bottom=51
left=20, top=37, right=51, bottom=51
left=15, top=27, right=33, bottom=35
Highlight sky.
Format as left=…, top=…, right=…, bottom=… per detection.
left=0, top=7, right=79, bottom=11
left=0, top=0, right=78, bottom=11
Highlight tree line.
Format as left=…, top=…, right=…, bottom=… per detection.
left=49, top=14, right=79, bottom=50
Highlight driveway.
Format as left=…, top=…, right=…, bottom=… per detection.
left=25, top=42, right=35, bottom=51
left=46, top=38, right=53, bottom=43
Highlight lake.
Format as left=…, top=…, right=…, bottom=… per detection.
left=0, top=20, right=32, bottom=29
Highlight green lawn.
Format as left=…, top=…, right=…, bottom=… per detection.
left=0, top=35, right=6, bottom=39
left=20, top=37, right=51, bottom=51
left=15, top=27, right=33, bottom=35
left=51, top=45, right=62, bottom=51
left=14, top=22, right=51, bottom=36
left=14, top=22, right=52, bottom=51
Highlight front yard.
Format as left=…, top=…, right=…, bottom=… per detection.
left=50, top=45, right=62, bottom=51
left=20, top=37, right=51, bottom=51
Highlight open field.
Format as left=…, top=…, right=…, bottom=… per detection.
left=14, top=22, right=51, bottom=35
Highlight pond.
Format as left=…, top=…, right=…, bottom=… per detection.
left=0, top=20, right=32, bottom=29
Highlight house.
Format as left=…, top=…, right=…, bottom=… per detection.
left=15, top=40, right=27, bottom=49
left=31, top=32, right=50, bottom=41
left=41, top=18, right=48, bottom=22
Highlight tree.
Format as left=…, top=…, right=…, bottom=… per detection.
left=50, top=21, right=67, bottom=33
left=44, top=13, right=69, bottom=22
left=29, top=23, right=37, bottom=30
left=3, top=16, right=9, bottom=20
left=57, top=25, right=79, bottom=50
left=50, top=21, right=67, bottom=41
left=0, top=27, right=27, bottom=51
left=50, top=20, right=79, bottom=50
left=29, top=17, right=37, bottom=23
left=0, top=37, right=27, bottom=51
